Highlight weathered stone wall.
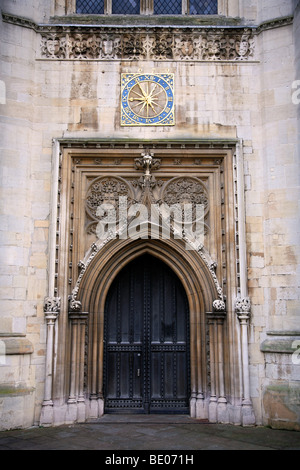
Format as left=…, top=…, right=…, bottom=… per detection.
left=246, top=0, right=300, bottom=429
left=0, top=0, right=299, bottom=430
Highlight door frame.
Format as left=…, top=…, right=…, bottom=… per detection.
left=78, top=236, right=219, bottom=419
left=40, top=139, right=256, bottom=426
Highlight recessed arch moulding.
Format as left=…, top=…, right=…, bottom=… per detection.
left=40, top=140, right=255, bottom=427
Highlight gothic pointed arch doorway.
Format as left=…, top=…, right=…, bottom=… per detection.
left=79, top=237, right=218, bottom=420
left=41, top=141, right=256, bottom=427
left=103, top=254, right=190, bottom=414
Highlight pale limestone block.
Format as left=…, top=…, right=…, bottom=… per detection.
left=0, top=275, right=13, bottom=288
left=286, top=300, right=300, bottom=316
left=12, top=318, right=27, bottom=334
left=267, top=245, right=297, bottom=267
left=249, top=254, right=265, bottom=269
left=0, top=318, right=13, bottom=333
left=27, top=277, right=47, bottom=301
left=13, top=288, right=27, bottom=301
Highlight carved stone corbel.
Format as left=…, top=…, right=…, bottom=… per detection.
left=213, top=299, right=226, bottom=312
left=68, top=295, right=82, bottom=312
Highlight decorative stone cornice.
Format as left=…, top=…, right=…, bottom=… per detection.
left=255, top=15, right=294, bottom=34
left=2, top=11, right=293, bottom=63
left=2, top=11, right=293, bottom=35
left=4, top=11, right=293, bottom=62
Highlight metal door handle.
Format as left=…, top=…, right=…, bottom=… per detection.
left=137, top=369, right=141, bottom=377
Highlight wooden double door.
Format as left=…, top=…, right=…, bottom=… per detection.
left=104, top=254, right=190, bottom=414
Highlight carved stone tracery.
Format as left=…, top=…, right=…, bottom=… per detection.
left=38, top=137, right=256, bottom=426
left=162, top=177, right=209, bottom=215
left=85, top=176, right=134, bottom=234
left=85, top=172, right=210, bottom=238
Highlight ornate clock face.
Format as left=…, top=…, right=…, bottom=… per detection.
left=121, top=73, right=175, bottom=126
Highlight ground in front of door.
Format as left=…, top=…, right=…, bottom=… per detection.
left=0, top=415, right=299, bottom=451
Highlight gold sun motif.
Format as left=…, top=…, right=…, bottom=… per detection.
left=128, top=80, right=168, bottom=118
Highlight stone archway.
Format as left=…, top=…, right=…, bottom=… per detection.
left=40, top=140, right=255, bottom=427
left=72, top=236, right=222, bottom=420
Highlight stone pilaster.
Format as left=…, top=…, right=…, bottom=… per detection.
left=67, top=297, right=88, bottom=423
left=235, top=297, right=256, bottom=426
left=207, top=299, right=228, bottom=423
left=40, top=297, right=60, bottom=426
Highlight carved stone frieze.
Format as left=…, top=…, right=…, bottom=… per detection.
left=3, top=11, right=295, bottom=63
left=39, top=27, right=255, bottom=62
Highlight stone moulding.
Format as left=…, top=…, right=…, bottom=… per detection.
left=0, top=335, right=34, bottom=355
left=2, top=11, right=294, bottom=62
left=1, top=11, right=294, bottom=62
left=261, top=331, right=300, bottom=354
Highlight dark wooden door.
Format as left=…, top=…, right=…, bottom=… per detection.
left=104, top=254, right=190, bottom=414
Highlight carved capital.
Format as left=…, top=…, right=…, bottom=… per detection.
left=44, top=296, right=60, bottom=314
left=235, top=297, right=251, bottom=312
left=235, top=297, right=251, bottom=322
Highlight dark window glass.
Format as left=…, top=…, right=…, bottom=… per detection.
left=76, top=0, right=104, bottom=14
left=189, top=0, right=218, bottom=15
left=112, top=0, right=140, bottom=14
left=154, top=0, right=182, bottom=15
left=76, top=0, right=218, bottom=15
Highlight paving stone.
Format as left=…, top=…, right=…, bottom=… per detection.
left=0, top=416, right=299, bottom=451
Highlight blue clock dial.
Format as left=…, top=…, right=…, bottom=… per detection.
left=121, top=73, right=175, bottom=126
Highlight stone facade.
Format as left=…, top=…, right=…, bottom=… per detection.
left=0, top=0, right=299, bottom=431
